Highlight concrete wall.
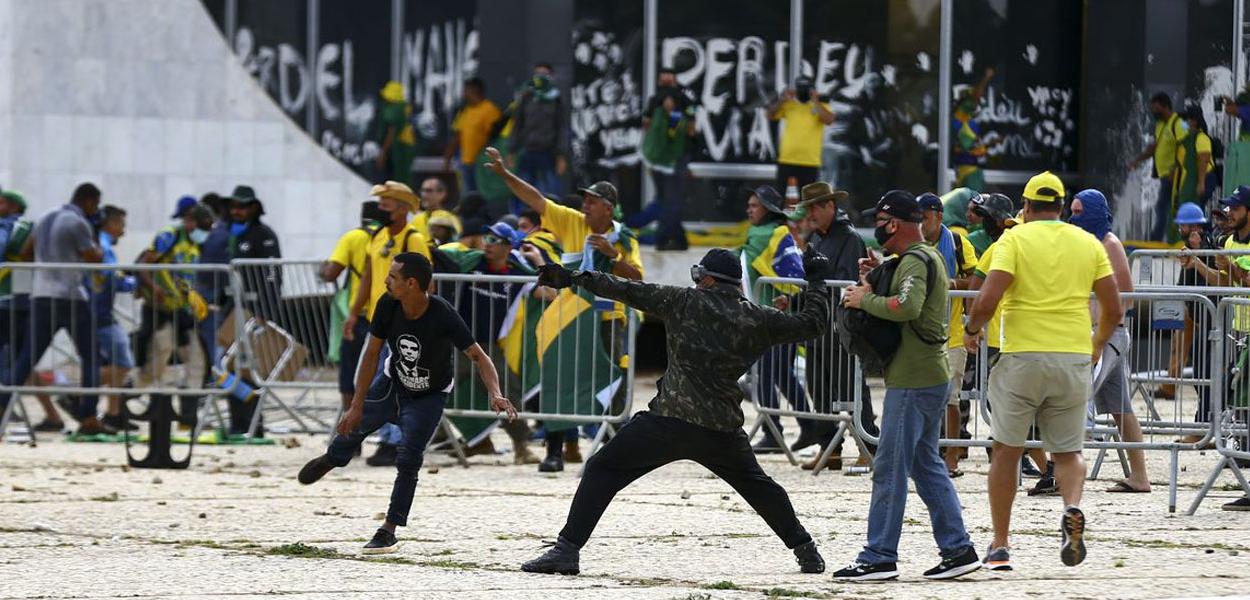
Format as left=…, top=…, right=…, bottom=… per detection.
left=0, top=0, right=370, bottom=260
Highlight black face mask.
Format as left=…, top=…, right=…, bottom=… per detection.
left=873, top=223, right=893, bottom=247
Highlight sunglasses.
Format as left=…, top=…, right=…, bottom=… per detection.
left=381, top=238, right=397, bottom=257
left=484, top=234, right=508, bottom=245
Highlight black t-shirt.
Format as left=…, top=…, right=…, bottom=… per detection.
left=369, top=293, right=475, bottom=394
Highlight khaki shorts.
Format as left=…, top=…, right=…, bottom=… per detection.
left=988, top=352, right=1091, bottom=453
left=947, top=346, right=968, bottom=406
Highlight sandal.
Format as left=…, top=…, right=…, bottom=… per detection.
left=1106, top=480, right=1150, bottom=493
left=948, top=468, right=964, bottom=478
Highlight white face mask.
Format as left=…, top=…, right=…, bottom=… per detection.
left=189, top=228, right=210, bottom=245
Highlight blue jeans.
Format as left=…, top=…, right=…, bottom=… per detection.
left=515, top=150, right=559, bottom=214
left=1151, top=176, right=1173, bottom=242
left=1, top=297, right=99, bottom=420
left=458, top=160, right=477, bottom=193
left=756, top=343, right=809, bottom=435
left=326, top=367, right=446, bottom=527
left=367, top=346, right=403, bottom=445
left=653, top=167, right=687, bottom=247
left=858, top=383, right=972, bottom=564
left=197, top=307, right=221, bottom=367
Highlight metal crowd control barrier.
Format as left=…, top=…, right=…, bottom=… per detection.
left=0, top=262, right=250, bottom=454
left=227, top=259, right=341, bottom=437
left=788, top=280, right=1229, bottom=513
left=1187, top=295, right=1250, bottom=514
left=747, top=277, right=873, bottom=475
left=431, top=272, right=638, bottom=462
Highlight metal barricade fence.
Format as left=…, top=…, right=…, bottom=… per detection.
left=228, top=258, right=342, bottom=436
left=0, top=261, right=249, bottom=443
left=1188, top=295, right=1250, bottom=514
left=430, top=272, right=637, bottom=458
left=748, top=277, right=872, bottom=474
left=747, top=273, right=1231, bottom=512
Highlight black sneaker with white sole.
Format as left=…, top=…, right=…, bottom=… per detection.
left=362, top=528, right=399, bottom=554
left=832, top=561, right=899, bottom=582
left=923, top=546, right=981, bottom=580
left=1060, top=506, right=1086, bottom=566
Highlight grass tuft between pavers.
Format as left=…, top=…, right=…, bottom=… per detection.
left=266, top=542, right=340, bottom=558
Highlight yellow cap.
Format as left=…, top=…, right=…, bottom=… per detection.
left=381, top=81, right=405, bottom=104
left=1022, top=171, right=1065, bottom=203
left=427, top=209, right=461, bottom=233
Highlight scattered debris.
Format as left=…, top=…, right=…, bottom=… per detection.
left=152, top=476, right=163, bottom=485
left=680, top=490, right=691, bottom=500
left=428, top=466, right=440, bottom=474
left=198, top=513, right=207, bottom=519
left=248, top=470, right=262, bottom=478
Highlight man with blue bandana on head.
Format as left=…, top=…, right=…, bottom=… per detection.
left=1069, top=189, right=1150, bottom=493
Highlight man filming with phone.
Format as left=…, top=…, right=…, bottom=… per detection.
left=768, top=77, right=835, bottom=192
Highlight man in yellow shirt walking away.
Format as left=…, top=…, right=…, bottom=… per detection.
left=965, top=171, right=1122, bottom=570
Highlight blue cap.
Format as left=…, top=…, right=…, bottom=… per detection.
left=484, top=222, right=522, bottom=248
left=172, top=195, right=197, bottom=218
left=1221, top=185, right=1250, bottom=209
left=1175, top=202, right=1208, bottom=225
left=917, top=192, right=943, bottom=213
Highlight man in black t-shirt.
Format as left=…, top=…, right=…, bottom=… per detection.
left=298, top=253, right=516, bottom=554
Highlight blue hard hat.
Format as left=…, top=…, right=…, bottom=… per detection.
left=1174, top=202, right=1208, bottom=225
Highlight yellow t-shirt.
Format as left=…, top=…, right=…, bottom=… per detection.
left=328, top=227, right=373, bottom=315
left=1176, top=130, right=1216, bottom=175
left=364, top=221, right=431, bottom=321
left=945, top=233, right=979, bottom=349
left=973, top=242, right=1006, bottom=348
left=543, top=199, right=644, bottom=321
left=773, top=99, right=831, bottom=167
left=1225, top=235, right=1250, bottom=332
left=1153, top=113, right=1187, bottom=177
left=451, top=100, right=502, bottom=164
left=989, top=221, right=1113, bottom=354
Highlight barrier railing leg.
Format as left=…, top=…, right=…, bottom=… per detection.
left=760, top=414, right=798, bottom=466
left=744, top=414, right=764, bottom=442
left=1090, top=448, right=1107, bottom=480
left=437, top=417, right=469, bottom=468
left=810, top=421, right=847, bottom=477
left=1169, top=447, right=1180, bottom=513
left=1186, top=455, right=1228, bottom=515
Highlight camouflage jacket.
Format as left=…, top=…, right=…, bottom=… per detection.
left=574, top=271, right=830, bottom=431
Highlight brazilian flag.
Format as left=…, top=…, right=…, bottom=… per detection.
left=536, top=287, right=623, bottom=432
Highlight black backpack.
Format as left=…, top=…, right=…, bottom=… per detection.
left=836, top=249, right=947, bottom=376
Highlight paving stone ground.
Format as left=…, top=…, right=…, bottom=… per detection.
left=2, top=376, right=1250, bottom=600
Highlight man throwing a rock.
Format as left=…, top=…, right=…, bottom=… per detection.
left=520, top=248, right=833, bottom=576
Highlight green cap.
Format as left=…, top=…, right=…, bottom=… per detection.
left=1, top=190, right=27, bottom=212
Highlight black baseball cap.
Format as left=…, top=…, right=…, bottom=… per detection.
left=917, top=192, right=942, bottom=213
left=577, top=181, right=618, bottom=204
left=1222, top=185, right=1250, bottom=209
left=864, top=190, right=923, bottom=223
left=696, top=248, right=742, bottom=282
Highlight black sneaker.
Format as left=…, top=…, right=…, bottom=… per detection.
left=520, top=538, right=580, bottom=575
left=789, top=430, right=821, bottom=453
left=1027, top=474, right=1059, bottom=496
left=366, top=443, right=398, bottom=467
left=538, top=455, right=564, bottom=473
left=793, top=541, right=824, bottom=574
left=101, top=414, right=138, bottom=432
left=1021, top=456, right=1042, bottom=478
left=1060, top=506, right=1086, bottom=566
left=33, top=419, right=65, bottom=432
left=923, top=546, right=981, bottom=580
left=298, top=455, right=336, bottom=485
left=362, top=528, right=398, bottom=554
left=752, top=435, right=785, bottom=455
left=1223, top=496, right=1250, bottom=511
left=832, top=561, right=898, bottom=582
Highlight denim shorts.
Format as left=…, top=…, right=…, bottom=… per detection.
left=97, top=324, right=135, bottom=369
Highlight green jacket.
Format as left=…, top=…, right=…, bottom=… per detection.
left=860, top=243, right=951, bottom=388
